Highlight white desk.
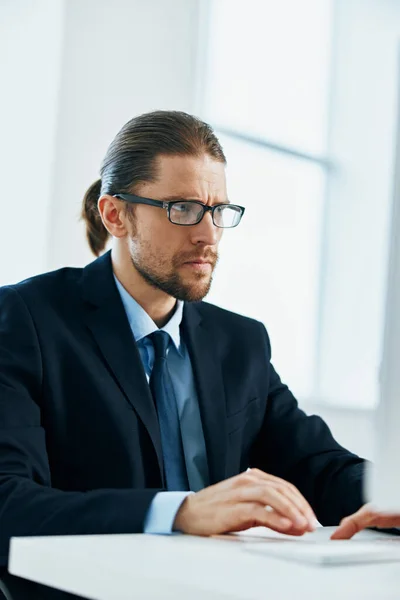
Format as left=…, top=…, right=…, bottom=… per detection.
left=8, top=527, right=400, bottom=600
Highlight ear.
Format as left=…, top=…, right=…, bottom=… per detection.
left=97, top=195, right=129, bottom=239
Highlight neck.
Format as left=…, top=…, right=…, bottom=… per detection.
left=111, top=245, right=177, bottom=328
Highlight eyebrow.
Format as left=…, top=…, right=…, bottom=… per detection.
left=161, top=195, right=231, bottom=205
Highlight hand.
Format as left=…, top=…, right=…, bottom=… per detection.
left=331, top=504, right=400, bottom=540
left=173, top=468, right=318, bottom=536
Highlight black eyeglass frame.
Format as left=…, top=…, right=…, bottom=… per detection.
left=113, top=193, right=245, bottom=228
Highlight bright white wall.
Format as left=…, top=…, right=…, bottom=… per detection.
left=0, top=0, right=200, bottom=281
left=46, top=0, right=201, bottom=270
left=317, top=0, right=400, bottom=409
left=0, top=0, right=65, bottom=285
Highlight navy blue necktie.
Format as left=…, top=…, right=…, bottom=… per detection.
left=149, top=331, right=189, bottom=491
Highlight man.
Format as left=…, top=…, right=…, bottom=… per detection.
left=0, top=111, right=399, bottom=599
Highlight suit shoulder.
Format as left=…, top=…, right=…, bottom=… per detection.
left=1, top=266, right=83, bottom=302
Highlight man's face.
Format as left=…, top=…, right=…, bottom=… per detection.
left=127, top=153, right=226, bottom=302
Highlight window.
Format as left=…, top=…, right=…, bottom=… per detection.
left=203, top=0, right=332, bottom=156
left=199, top=0, right=333, bottom=399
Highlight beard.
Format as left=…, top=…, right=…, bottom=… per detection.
left=129, top=237, right=219, bottom=302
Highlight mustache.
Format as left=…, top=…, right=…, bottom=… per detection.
left=180, top=250, right=219, bottom=265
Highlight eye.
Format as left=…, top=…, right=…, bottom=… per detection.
left=173, top=203, right=191, bottom=212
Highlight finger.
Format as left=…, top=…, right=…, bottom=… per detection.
left=264, top=507, right=312, bottom=536
left=228, top=471, right=315, bottom=530
left=231, top=502, right=294, bottom=533
left=331, top=517, right=361, bottom=540
left=265, top=480, right=316, bottom=530
left=237, top=484, right=310, bottom=531
left=247, top=469, right=317, bottom=522
left=331, top=506, right=375, bottom=540
left=245, top=469, right=317, bottom=527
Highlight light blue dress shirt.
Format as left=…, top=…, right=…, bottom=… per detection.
left=114, top=275, right=209, bottom=533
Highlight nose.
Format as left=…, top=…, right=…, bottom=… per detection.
left=190, top=211, right=220, bottom=246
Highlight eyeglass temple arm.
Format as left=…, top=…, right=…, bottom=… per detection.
left=113, top=194, right=164, bottom=208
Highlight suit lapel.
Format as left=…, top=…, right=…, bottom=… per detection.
left=81, top=252, right=164, bottom=483
left=182, top=303, right=228, bottom=485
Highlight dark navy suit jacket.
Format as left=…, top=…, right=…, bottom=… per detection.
left=0, top=251, right=365, bottom=598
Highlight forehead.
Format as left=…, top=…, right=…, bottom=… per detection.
left=149, top=154, right=227, bottom=199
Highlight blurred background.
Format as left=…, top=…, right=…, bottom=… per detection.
left=2, top=0, right=400, bottom=460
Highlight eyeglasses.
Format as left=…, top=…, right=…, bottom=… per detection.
left=113, top=193, right=245, bottom=228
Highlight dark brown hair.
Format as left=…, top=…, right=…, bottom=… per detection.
left=81, top=110, right=227, bottom=256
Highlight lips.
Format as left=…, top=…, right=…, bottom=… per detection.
left=183, top=260, right=213, bottom=272
left=181, top=252, right=217, bottom=268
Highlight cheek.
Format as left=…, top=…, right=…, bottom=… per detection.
left=145, top=223, right=184, bottom=260
left=136, top=217, right=165, bottom=246
left=161, top=222, right=189, bottom=246
left=135, top=213, right=189, bottom=258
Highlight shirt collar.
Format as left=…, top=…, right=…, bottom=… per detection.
left=113, top=274, right=184, bottom=355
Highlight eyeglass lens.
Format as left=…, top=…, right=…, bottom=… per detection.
left=169, top=202, right=241, bottom=227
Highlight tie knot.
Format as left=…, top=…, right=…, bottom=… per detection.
left=150, top=330, right=170, bottom=359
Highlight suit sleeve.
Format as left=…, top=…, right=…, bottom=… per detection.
left=249, top=324, right=366, bottom=526
left=0, top=286, right=160, bottom=565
